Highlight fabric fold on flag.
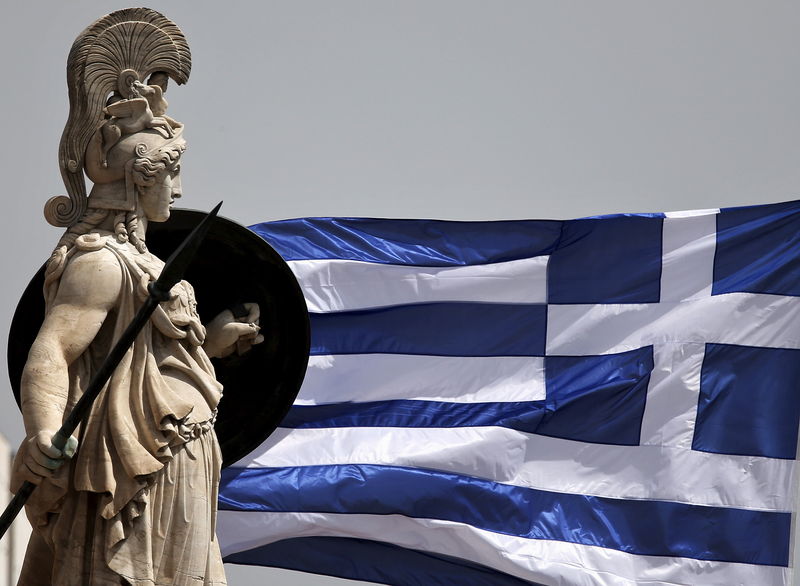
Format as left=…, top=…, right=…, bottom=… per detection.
left=218, top=200, right=800, bottom=586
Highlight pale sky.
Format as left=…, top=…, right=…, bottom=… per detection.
left=2, top=1, right=799, bottom=584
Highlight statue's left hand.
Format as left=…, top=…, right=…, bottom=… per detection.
left=203, top=302, right=264, bottom=359
left=19, top=431, right=79, bottom=485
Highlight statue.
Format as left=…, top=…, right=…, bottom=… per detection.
left=10, top=9, right=262, bottom=585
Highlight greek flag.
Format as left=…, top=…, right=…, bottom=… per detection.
left=217, top=200, right=800, bottom=585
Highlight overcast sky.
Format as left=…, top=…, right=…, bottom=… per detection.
left=2, top=1, right=799, bottom=584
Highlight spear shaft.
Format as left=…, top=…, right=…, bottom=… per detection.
left=0, top=202, right=222, bottom=539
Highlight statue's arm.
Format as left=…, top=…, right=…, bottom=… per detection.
left=18, top=250, right=121, bottom=482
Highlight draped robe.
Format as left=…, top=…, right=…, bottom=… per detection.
left=13, top=232, right=227, bottom=585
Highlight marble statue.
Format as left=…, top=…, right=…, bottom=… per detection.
left=10, top=9, right=261, bottom=585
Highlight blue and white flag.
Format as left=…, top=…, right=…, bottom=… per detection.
left=217, top=200, right=800, bottom=585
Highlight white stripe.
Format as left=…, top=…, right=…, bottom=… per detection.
left=297, top=354, right=545, bottom=404
left=660, top=212, right=717, bottom=301
left=639, top=343, right=704, bottom=449
left=287, top=256, right=548, bottom=312
left=217, top=511, right=789, bottom=586
left=663, top=207, right=720, bottom=219
left=233, top=427, right=796, bottom=511
left=547, top=292, right=800, bottom=355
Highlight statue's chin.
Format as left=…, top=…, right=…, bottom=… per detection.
left=148, top=210, right=171, bottom=223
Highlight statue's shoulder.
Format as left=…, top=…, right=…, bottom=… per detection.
left=45, top=235, right=125, bottom=309
left=67, top=233, right=161, bottom=287
left=64, top=235, right=122, bottom=274
left=56, top=234, right=126, bottom=283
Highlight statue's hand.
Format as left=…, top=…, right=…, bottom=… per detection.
left=20, top=430, right=78, bottom=485
left=204, top=302, right=264, bottom=359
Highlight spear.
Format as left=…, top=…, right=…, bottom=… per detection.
left=0, top=201, right=223, bottom=539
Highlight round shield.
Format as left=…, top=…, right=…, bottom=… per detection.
left=7, top=208, right=310, bottom=467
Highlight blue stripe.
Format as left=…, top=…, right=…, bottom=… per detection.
left=219, top=465, right=791, bottom=567
left=310, top=302, right=547, bottom=356
left=282, top=399, right=546, bottom=430
left=225, top=537, right=541, bottom=586
left=250, top=217, right=562, bottom=266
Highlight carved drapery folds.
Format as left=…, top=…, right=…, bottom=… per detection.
left=46, top=8, right=192, bottom=227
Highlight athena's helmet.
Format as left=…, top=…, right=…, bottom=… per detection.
left=45, top=8, right=191, bottom=227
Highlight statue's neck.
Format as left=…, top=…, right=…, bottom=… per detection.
left=87, top=181, right=147, bottom=242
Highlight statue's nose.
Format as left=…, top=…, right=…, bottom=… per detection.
left=172, top=175, right=182, bottom=198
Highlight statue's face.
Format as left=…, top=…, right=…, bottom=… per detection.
left=139, top=163, right=181, bottom=222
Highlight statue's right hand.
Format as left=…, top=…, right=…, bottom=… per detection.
left=21, top=431, right=78, bottom=485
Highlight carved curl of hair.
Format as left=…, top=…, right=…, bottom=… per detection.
left=125, top=211, right=147, bottom=253
left=52, top=208, right=110, bottom=252
left=129, top=142, right=186, bottom=188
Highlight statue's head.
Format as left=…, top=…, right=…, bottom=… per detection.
left=44, top=8, right=192, bottom=228
left=130, top=132, right=185, bottom=223
left=84, top=124, right=187, bottom=222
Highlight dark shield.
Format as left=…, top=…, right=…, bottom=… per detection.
left=7, top=209, right=310, bottom=467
